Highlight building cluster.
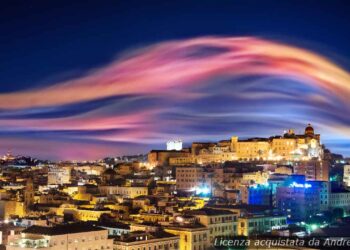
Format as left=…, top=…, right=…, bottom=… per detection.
left=149, top=124, right=323, bottom=166
left=0, top=125, right=349, bottom=249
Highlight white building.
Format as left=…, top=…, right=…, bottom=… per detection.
left=98, top=186, right=148, bottom=198
left=166, top=140, right=183, bottom=151
left=48, top=166, right=71, bottom=185
left=7, top=223, right=113, bottom=250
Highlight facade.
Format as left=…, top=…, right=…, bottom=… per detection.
left=175, top=166, right=224, bottom=194
left=343, top=165, right=350, bottom=187
left=242, top=171, right=269, bottom=185
left=98, top=186, right=148, bottom=198
left=329, top=190, right=350, bottom=213
left=237, top=215, right=287, bottom=236
left=56, top=204, right=111, bottom=221
left=114, top=230, right=179, bottom=250
left=167, top=140, right=183, bottom=151
left=293, top=160, right=329, bottom=181
left=0, top=200, right=25, bottom=220
left=233, top=138, right=270, bottom=160
left=231, top=125, right=322, bottom=161
left=7, top=223, right=113, bottom=250
left=185, top=208, right=238, bottom=246
left=148, top=150, right=191, bottom=167
left=47, top=166, right=71, bottom=185
left=176, top=166, right=205, bottom=191
left=151, top=124, right=324, bottom=166
left=248, top=185, right=272, bottom=206
left=165, top=224, right=209, bottom=250
left=204, top=205, right=287, bottom=236
left=276, top=183, right=321, bottom=221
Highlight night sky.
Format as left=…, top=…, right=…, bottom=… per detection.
left=1, top=0, right=350, bottom=160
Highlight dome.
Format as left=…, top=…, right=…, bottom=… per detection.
left=305, top=123, right=314, bottom=136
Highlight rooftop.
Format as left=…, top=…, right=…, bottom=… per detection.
left=96, top=221, right=130, bottom=230
left=23, top=223, right=105, bottom=235
left=114, top=230, right=178, bottom=242
left=185, top=208, right=234, bottom=216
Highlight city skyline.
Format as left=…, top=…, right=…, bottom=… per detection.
left=0, top=123, right=332, bottom=161
left=1, top=1, right=350, bottom=160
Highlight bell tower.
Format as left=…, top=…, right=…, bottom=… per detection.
left=24, top=178, right=34, bottom=211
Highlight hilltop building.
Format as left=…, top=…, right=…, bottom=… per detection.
left=148, top=124, right=324, bottom=166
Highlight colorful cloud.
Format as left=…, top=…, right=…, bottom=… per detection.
left=0, top=36, right=349, bottom=159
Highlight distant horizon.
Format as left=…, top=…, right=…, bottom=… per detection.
left=1, top=124, right=348, bottom=161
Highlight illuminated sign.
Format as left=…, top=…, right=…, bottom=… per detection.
left=289, top=181, right=312, bottom=188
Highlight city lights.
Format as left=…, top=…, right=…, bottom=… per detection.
left=0, top=1, right=349, bottom=250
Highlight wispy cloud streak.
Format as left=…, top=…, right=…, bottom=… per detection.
left=0, top=36, right=349, bottom=159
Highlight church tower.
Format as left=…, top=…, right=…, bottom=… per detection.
left=24, top=178, right=34, bottom=211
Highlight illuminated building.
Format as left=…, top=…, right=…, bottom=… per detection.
left=133, top=212, right=171, bottom=224
left=237, top=215, right=287, bottom=236
left=233, top=138, right=270, bottom=160
left=248, top=184, right=272, bottom=206
left=72, top=164, right=104, bottom=175
left=169, top=156, right=194, bottom=166
left=185, top=208, right=238, bottom=246
left=276, top=179, right=323, bottom=220
left=176, top=166, right=224, bottom=194
left=206, top=205, right=287, bottom=236
left=189, top=142, right=236, bottom=164
left=148, top=150, right=191, bottom=167
left=242, top=171, right=269, bottom=185
left=47, top=165, right=71, bottom=185
left=151, top=124, right=324, bottom=166
left=176, top=166, right=205, bottom=191
left=167, top=139, right=183, bottom=151
left=0, top=200, right=25, bottom=220
left=164, top=223, right=209, bottom=250
left=114, top=230, right=179, bottom=250
left=7, top=223, right=113, bottom=250
left=56, top=204, right=111, bottom=221
left=343, top=165, right=350, bottom=187
left=98, top=185, right=148, bottom=198
left=72, top=186, right=92, bottom=201
left=232, top=124, right=322, bottom=161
